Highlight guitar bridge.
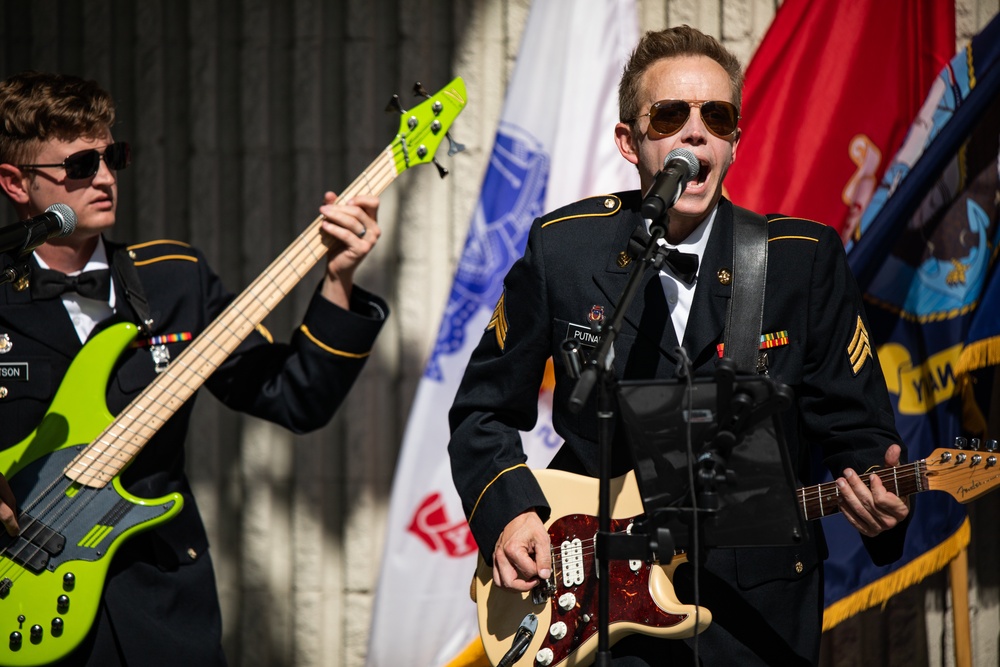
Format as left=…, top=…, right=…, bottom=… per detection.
left=531, top=577, right=555, bottom=605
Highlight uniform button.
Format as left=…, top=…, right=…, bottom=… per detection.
left=667, top=294, right=678, bottom=305
left=187, top=547, right=198, bottom=561
left=795, top=561, right=804, bottom=574
left=717, top=268, right=732, bottom=285
left=603, top=198, right=616, bottom=209
left=0, top=333, right=11, bottom=354
left=0, top=387, right=8, bottom=399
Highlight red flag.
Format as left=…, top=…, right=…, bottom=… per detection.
left=725, top=0, right=955, bottom=238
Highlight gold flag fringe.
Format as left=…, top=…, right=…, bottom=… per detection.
left=822, top=517, right=971, bottom=631
left=954, top=336, right=1000, bottom=377
left=444, top=636, right=492, bottom=667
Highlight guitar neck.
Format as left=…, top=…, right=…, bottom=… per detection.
left=797, top=460, right=927, bottom=520
left=64, top=150, right=399, bottom=486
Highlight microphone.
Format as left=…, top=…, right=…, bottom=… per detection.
left=640, top=148, right=700, bottom=229
left=0, top=203, right=77, bottom=256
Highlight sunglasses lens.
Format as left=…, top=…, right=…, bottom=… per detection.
left=63, top=150, right=101, bottom=179
left=701, top=102, right=738, bottom=137
left=104, top=142, right=131, bottom=170
left=648, top=101, right=691, bottom=136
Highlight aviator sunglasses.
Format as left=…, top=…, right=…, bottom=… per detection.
left=19, top=142, right=131, bottom=180
left=631, top=100, right=740, bottom=139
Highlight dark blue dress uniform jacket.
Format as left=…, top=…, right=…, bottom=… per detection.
left=449, top=192, right=906, bottom=665
left=0, top=237, right=387, bottom=665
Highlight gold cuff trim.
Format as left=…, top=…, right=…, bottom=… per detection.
left=299, top=324, right=370, bottom=358
left=468, top=463, right=529, bottom=524
left=256, top=323, right=274, bottom=344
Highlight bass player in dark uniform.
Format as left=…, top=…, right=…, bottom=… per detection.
left=0, top=71, right=387, bottom=665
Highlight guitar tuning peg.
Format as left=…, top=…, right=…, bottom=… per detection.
left=432, top=158, right=449, bottom=179
left=953, top=436, right=967, bottom=450
left=413, top=81, right=430, bottom=98
left=970, top=437, right=982, bottom=451
left=446, top=132, right=466, bottom=157
left=385, top=94, right=404, bottom=114
left=987, top=439, right=998, bottom=452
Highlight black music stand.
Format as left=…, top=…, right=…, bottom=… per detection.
left=615, top=366, right=805, bottom=551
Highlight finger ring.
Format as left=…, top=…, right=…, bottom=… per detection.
left=357, top=226, right=367, bottom=239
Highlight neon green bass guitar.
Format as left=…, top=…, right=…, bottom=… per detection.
left=0, top=77, right=466, bottom=666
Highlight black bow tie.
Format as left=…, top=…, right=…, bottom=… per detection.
left=626, top=228, right=699, bottom=285
left=30, top=268, right=112, bottom=301
left=655, top=246, right=699, bottom=285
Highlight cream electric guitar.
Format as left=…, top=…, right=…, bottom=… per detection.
left=0, top=79, right=467, bottom=666
left=476, top=442, right=1000, bottom=667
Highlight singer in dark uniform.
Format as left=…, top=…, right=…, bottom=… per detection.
left=448, top=26, right=909, bottom=665
left=0, top=71, right=387, bottom=665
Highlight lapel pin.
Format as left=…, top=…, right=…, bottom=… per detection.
left=717, top=268, right=732, bottom=285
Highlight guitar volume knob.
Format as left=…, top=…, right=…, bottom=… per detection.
left=549, top=621, right=568, bottom=640
left=557, top=592, right=576, bottom=611
left=535, top=647, right=554, bottom=665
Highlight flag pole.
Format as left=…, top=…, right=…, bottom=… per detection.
left=950, top=546, right=971, bottom=667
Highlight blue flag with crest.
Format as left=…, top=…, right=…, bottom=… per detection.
left=823, top=13, right=1000, bottom=627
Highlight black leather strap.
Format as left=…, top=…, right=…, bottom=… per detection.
left=110, top=244, right=157, bottom=335
left=725, top=206, right=769, bottom=373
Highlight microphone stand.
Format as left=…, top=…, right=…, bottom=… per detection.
left=0, top=254, right=29, bottom=288
left=567, top=214, right=671, bottom=667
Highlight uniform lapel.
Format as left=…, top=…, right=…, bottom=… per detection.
left=592, top=202, right=680, bottom=372
left=682, top=199, right=735, bottom=370
left=0, top=257, right=83, bottom=358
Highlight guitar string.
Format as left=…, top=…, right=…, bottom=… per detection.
left=545, top=458, right=994, bottom=572
left=63, top=147, right=398, bottom=482
left=0, top=117, right=445, bottom=582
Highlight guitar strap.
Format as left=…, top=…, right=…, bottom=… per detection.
left=723, top=206, right=768, bottom=373
left=110, top=243, right=158, bottom=337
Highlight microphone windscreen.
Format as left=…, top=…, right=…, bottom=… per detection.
left=45, top=203, right=78, bottom=236
left=663, top=148, right=700, bottom=182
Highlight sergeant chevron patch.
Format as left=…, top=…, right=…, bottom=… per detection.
left=487, top=291, right=509, bottom=350
left=848, top=315, right=872, bottom=375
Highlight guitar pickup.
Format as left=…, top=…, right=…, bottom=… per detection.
left=2, top=537, right=51, bottom=573
left=0, top=513, right=66, bottom=574
left=18, top=513, right=66, bottom=556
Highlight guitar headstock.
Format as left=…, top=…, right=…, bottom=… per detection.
left=925, top=437, right=1000, bottom=504
left=387, top=77, right=467, bottom=178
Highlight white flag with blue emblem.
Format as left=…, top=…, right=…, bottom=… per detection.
left=366, top=2, right=638, bottom=665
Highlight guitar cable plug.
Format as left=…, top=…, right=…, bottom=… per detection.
left=497, top=613, right=538, bottom=667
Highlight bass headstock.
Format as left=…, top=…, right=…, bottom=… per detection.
left=386, top=77, right=467, bottom=178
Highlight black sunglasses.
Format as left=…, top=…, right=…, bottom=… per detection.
left=19, top=142, right=131, bottom=180
left=631, top=100, right=740, bottom=139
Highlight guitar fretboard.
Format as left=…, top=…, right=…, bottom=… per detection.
left=797, top=460, right=926, bottom=520
left=64, top=150, right=399, bottom=487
